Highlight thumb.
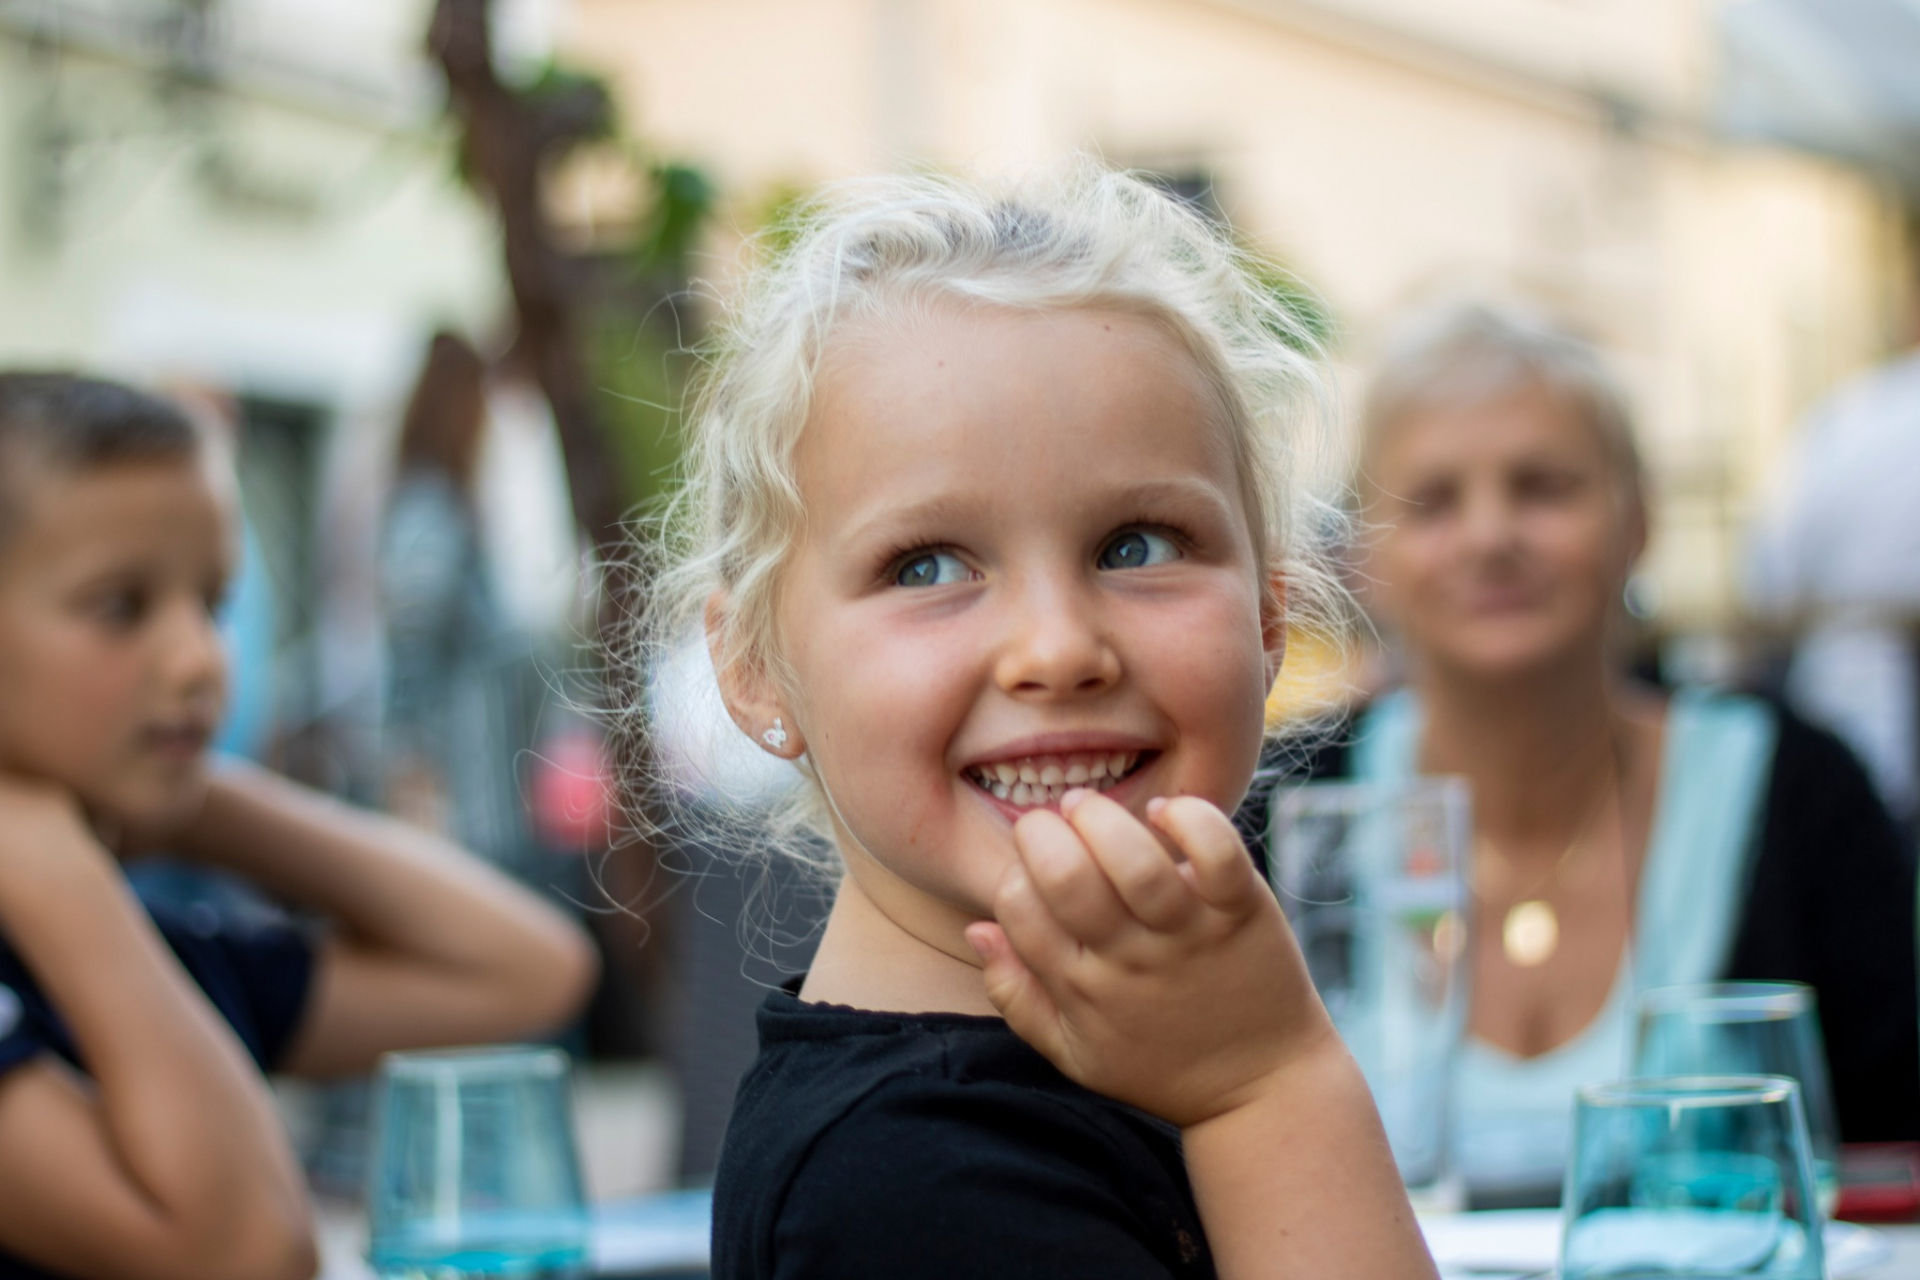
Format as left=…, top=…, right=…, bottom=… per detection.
left=967, top=922, right=1068, bottom=1062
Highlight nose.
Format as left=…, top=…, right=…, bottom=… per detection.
left=1457, top=479, right=1522, bottom=559
left=993, top=571, right=1122, bottom=699
left=161, top=597, right=229, bottom=707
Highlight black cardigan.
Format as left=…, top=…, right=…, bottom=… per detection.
left=1244, top=698, right=1920, bottom=1144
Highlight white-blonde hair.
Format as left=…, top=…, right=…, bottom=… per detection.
left=627, top=158, right=1344, bottom=879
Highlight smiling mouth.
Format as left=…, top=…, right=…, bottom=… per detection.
left=963, top=750, right=1152, bottom=809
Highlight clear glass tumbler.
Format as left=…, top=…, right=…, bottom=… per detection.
left=1561, top=1076, right=1824, bottom=1280
left=1631, top=983, right=1840, bottom=1217
left=367, top=1045, right=589, bottom=1279
left=1269, top=777, right=1471, bottom=1196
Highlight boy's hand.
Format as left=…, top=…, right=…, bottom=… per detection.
left=967, top=790, right=1336, bottom=1129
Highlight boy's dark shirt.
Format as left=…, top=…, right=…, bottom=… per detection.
left=713, top=981, right=1216, bottom=1280
left=1241, top=697, right=1920, bottom=1146
left=0, top=893, right=315, bottom=1280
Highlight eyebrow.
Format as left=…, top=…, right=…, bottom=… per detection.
left=834, top=476, right=1241, bottom=552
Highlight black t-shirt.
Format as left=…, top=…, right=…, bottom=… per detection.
left=0, top=894, right=316, bottom=1280
left=712, top=982, right=1216, bottom=1280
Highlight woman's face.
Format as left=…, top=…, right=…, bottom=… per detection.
left=748, top=302, right=1280, bottom=942
left=1361, top=381, right=1642, bottom=684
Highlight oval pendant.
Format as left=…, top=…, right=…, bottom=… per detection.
left=1503, top=900, right=1559, bottom=967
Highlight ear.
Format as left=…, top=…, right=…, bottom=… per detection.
left=1260, top=570, right=1290, bottom=689
left=706, top=592, right=807, bottom=759
left=1622, top=485, right=1650, bottom=571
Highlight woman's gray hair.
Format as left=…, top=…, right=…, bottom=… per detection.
left=1360, top=300, right=1645, bottom=505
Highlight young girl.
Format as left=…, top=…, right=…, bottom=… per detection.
left=645, top=164, right=1438, bottom=1277
left=0, top=373, right=598, bottom=1280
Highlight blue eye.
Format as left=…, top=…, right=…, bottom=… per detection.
left=1097, top=530, right=1179, bottom=571
left=895, top=551, right=972, bottom=588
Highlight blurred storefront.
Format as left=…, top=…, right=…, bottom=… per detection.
left=555, top=0, right=1918, bottom=642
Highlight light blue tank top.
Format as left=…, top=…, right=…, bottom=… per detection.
left=1349, top=686, right=1780, bottom=1199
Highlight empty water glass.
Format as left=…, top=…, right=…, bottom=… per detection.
left=1631, top=982, right=1840, bottom=1217
left=1561, top=1076, right=1823, bottom=1280
left=1270, top=777, right=1470, bottom=1196
left=367, top=1045, right=590, bottom=1279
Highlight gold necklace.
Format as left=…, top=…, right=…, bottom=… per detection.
left=1476, top=761, right=1619, bottom=968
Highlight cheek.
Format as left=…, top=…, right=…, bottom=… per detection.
left=1533, top=509, right=1629, bottom=593
left=0, top=642, right=140, bottom=776
left=1130, top=590, right=1269, bottom=779
left=1361, top=528, right=1438, bottom=619
left=787, top=606, right=976, bottom=767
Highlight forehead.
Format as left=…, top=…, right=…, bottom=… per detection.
left=799, top=302, right=1243, bottom=532
left=1368, top=381, right=1607, bottom=479
left=0, top=456, right=237, bottom=583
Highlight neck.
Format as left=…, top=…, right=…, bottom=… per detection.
left=1414, top=651, right=1623, bottom=849
left=801, top=873, right=998, bottom=1017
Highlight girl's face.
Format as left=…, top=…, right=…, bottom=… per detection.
left=1362, top=381, right=1642, bottom=683
left=0, top=454, right=235, bottom=831
left=766, top=302, right=1281, bottom=934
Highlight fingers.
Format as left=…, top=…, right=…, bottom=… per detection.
left=1146, top=795, right=1261, bottom=909
left=1058, top=790, right=1201, bottom=932
left=989, top=853, right=1082, bottom=980
left=966, top=921, right=1068, bottom=1063
left=1010, top=808, right=1132, bottom=945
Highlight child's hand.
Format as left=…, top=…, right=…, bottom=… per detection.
left=966, top=790, right=1337, bottom=1129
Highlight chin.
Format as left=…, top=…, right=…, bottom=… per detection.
left=1457, top=643, right=1591, bottom=684
left=99, top=768, right=213, bottom=837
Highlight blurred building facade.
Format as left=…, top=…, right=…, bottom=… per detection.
left=558, top=0, right=1917, bottom=639
left=0, top=0, right=512, bottom=770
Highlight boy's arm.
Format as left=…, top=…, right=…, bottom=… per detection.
left=0, top=778, right=315, bottom=1280
left=969, top=792, right=1436, bottom=1280
left=170, top=760, right=597, bottom=1076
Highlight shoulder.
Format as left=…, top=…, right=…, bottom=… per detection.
left=1692, top=690, right=1895, bottom=830
left=1718, top=689, right=1911, bottom=911
left=1760, top=698, right=1884, bottom=800
left=0, top=972, right=38, bottom=1079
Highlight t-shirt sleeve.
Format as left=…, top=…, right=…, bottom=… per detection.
left=0, top=978, right=37, bottom=1077
left=149, top=903, right=319, bottom=1072
left=767, top=1077, right=1209, bottom=1280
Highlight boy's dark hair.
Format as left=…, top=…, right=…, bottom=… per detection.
left=0, top=372, right=203, bottom=540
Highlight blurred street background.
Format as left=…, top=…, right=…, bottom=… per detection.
left=4, top=0, right=1919, bottom=1204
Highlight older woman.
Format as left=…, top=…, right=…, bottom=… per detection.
left=1277, top=302, right=1918, bottom=1206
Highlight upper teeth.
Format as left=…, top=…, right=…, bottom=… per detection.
left=966, top=751, right=1140, bottom=807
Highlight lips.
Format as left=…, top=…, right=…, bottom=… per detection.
left=963, top=749, right=1149, bottom=808
left=143, top=721, right=212, bottom=758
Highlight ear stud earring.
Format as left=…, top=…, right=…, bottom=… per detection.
left=761, top=718, right=789, bottom=751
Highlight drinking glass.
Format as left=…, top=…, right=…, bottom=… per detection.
left=1631, top=983, right=1840, bottom=1217
left=1269, top=777, right=1470, bottom=1195
left=367, top=1046, right=590, bottom=1279
left=1561, top=1076, right=1823, bottom=1280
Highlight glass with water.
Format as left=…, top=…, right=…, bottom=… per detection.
left=1561, top=1076, right=1824, bottom=1279
left=1630, top=983, right=1840, bottom=1217
left=1269, top=778, right=1470, bottom=1198
left=367, top=1046, right=590, bottom=1279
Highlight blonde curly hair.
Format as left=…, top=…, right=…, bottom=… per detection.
left=627, top=157, right=1344, bottom=879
